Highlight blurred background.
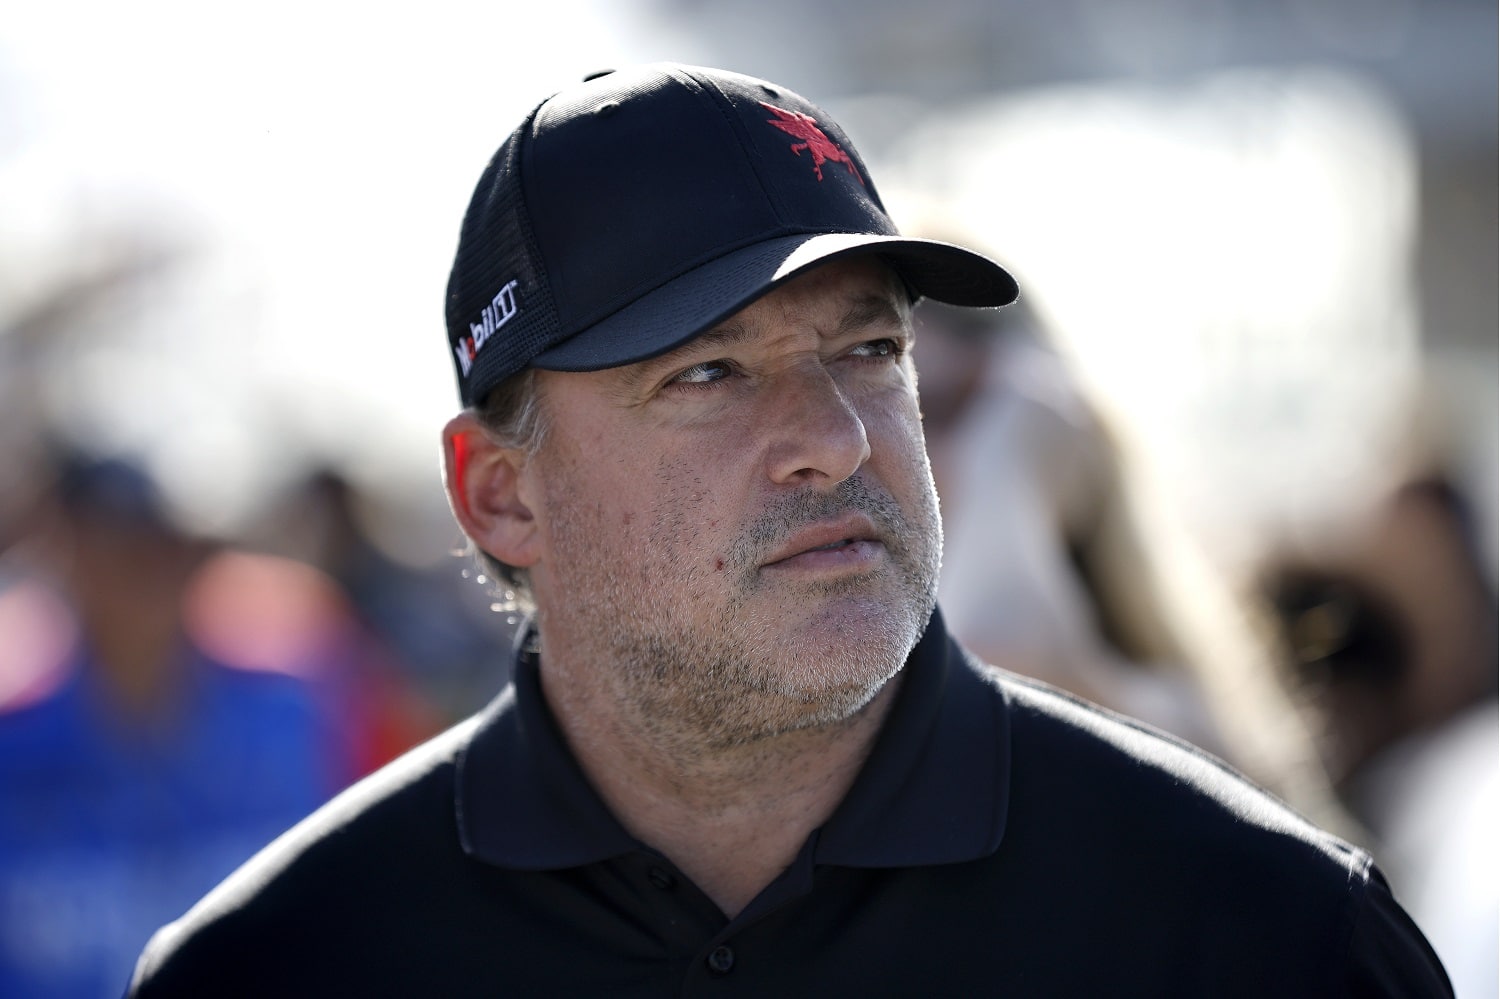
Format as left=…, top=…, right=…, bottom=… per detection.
left=0, top=1, right=1493, bottom=996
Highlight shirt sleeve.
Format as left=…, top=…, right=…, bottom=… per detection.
left=1344, top=867, right=1454, bottom=998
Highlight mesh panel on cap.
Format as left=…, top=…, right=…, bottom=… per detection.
left=445, top=110, right=562, bottom=406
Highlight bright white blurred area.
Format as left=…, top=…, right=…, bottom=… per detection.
left=0, top=0, right=700, bottom=559
left=886, top=68, right=1422, bottom=572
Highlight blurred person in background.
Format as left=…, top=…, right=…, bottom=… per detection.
left=0, top=452, right=426, bottom=998
left=914, top=285, right=1345, bottom=830
left=249, top=466, right=521, bottom=723
left=1268, top=474, right=1496, bottom=792
left=1266, top=471, right=1498, bottom=997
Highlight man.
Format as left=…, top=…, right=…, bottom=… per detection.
left=128, top=64, right=1451, bottom=996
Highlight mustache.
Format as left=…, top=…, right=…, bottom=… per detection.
left=729, top=477, right=908, bottom=568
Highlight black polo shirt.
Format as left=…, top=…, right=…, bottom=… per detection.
left=128, top=611, right=1451, bottom=997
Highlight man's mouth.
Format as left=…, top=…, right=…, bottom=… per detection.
left=761, top=515, right=883, bottom=568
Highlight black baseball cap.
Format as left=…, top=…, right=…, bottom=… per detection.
left=444, top=63, right=1018, bottom=406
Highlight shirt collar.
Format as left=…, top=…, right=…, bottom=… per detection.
left=816, top=609, right=1011, bottom=866
left=455, top=608, right=1011, bottom=871
left=455, top=628, right=636, bottom=870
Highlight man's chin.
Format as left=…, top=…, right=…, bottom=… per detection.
left=757, top=605, right=921, bottom=706
left=706, top=670, right=901, bottom=749
left=773, top=584, right=933, bottom=652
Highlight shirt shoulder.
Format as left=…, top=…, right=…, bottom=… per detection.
left=989, top=662, right=1366, bottom=871
left=966, top=661, right=1451, bottom=995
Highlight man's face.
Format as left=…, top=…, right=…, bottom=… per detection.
left=525, top=257, right=942, bottom=747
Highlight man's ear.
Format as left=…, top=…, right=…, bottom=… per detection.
left=442, top=412, right=542, bottom=570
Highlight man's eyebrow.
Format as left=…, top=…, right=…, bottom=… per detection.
left=835, top=293, right=911, bottom=337
left=630, top=322, right=752, bottom=375
left=610, top=322, right=752, bottom=393
left=677, top=321, right=756, bottom=355
left=687, top=291, right=907, bottom=356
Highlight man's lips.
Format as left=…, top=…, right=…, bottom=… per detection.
left=761, top=515, right=883, bottom=567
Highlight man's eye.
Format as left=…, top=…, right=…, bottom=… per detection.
left=670, top=360, right=734, bottom=385
left=851, top=338, right=902, bottom=359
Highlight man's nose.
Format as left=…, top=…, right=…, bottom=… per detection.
left=762, top=364, right=871, bottom=487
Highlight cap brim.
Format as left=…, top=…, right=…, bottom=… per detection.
left=530, top=232, right=1019, bottom=373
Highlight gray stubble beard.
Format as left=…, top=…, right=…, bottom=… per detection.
left=541, top=468, right=942, bottom=754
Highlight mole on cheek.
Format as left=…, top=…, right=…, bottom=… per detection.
left=715, top=559, right=725, bottom=572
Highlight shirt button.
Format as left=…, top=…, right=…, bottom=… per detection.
left=646, top=867, right=676, bottom=890
left=706, top=945, right=735, bottom=974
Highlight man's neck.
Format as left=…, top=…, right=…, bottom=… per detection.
left=538, top=657, right=902, bottom=918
